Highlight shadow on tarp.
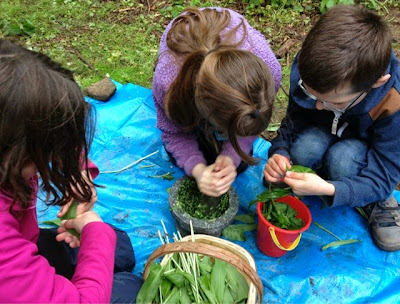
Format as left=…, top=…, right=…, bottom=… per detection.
left=37, top=82, right=400, bottom=303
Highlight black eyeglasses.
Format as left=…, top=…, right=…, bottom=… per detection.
left=298, top=79, right=369, bottom=135
left=298, top=79, right=366, bottom=113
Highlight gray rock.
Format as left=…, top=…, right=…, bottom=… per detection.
left=169, top=176, right=239, bottom=237
left=84, top=77, right=116, bottom=102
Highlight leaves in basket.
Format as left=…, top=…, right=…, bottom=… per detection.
left=211, top=259, right=226, bottom=303
left=179, top=286, right=191, bottom=303
left=199, top=277, right=218, bottom=304
left=164, top=285, right=180, bottom=303
left=199, top=256, right=213, bottom=274
left=136, top=263, right=164, bottom=303
left=164, top=270, right=186, bottom=288
left=138, top=252, right=250, bottom=304
left=160, top=278, right=173, bottom=299
left=226, top=263, right=249, bottom=302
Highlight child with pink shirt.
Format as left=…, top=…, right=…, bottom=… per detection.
left=0, top=39, right=141, bottom=302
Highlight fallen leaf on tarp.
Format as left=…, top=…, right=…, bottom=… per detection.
left=222, top=224, right=256, bottom=241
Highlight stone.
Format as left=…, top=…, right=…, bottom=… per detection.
left=169, top=176, right=239, bottom=237
left=84, top=77, right=116, bottom=102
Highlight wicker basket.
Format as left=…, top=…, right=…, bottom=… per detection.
left=143, top=234, right=263, bottom=304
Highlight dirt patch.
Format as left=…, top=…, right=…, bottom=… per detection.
left=388, top=7, right=400, bottom=58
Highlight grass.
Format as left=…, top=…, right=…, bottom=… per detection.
left=0, top=0, right=164, bottom=88
left=1, top=0, right=399, bottom=124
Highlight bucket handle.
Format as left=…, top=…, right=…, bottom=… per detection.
left=268, top=227, right=302, bottom=251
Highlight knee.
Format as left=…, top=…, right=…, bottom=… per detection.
left=325, top=139, right=367, bottom=180
left=291, top=127, right=335, bottom=169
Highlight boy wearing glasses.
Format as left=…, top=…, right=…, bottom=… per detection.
left=264, top=5, right=400, bottom=251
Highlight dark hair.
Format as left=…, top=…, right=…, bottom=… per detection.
left=0, top=39, right=95, bottom=209
left=298, top=5, right=392, bottom=93
left=164, top=8, right=276, bottom=164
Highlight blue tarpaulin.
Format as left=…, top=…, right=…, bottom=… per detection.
left=37, top=82, right=400, bottom=303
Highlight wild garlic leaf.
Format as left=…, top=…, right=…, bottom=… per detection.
left=222, top=224, right=257, bottom=241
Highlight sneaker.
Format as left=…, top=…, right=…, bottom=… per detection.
left=363, top=197, right=400, bottom=251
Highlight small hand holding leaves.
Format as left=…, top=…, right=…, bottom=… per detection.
left=42, top=201, right=81, bottom=247
left=249, top=165, right=315, bottom=230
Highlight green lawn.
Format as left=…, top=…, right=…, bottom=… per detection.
left=1, top=0, right=398, bottom=124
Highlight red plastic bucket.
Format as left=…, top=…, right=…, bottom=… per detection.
left=256, top=195, right=312, bottom=258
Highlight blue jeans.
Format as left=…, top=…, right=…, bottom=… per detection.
left=290, top=126, right=368, bottom=180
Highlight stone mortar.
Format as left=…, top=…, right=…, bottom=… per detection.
left=169, top=176, right=239, bottom=237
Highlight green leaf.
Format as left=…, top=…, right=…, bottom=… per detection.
left=199, top=256, right=213, bottom=274
left=356, top=207, right=368, bottom=220
left=198, top=277, right=217, bottom=304
left=222, top=224, right=257, bottom=241
left=148, top=172, right=174, bottom=180
left=60, top=201, right=78, bottom=221
left=179, top=286, right=192, bottom=304
left=225, top=263, right=249, bottom=303
left=164, top=285, right=180, bottom=304
left=262, top=202, right=304, bottom=230
left=223, top=286, right=235, bottom=304
left=288, top=165, right=316, bottom=174
left=211, top=259, right=226, bottom=303
left=136, top=263, right=164, bottom=304
left=248, top=187, right=291, bottom=209
left=178, top=270, right=195, bottom=286
left=164, top=271, right=186, bottom=288
left=321, top=239, right=361, bottom=251
left=313, top=221, right=341, bottom=241
left=40, top=201, right=80, bottom=238
left=160, top=277, right=173, bottom=299
left=234, top=212, right=255, bottom=224
left=41, top=219, right=61, bottom=227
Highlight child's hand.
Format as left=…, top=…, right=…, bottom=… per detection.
left=57, top=170, right=98, bottom=218
left=212, top=155, right=237, bottom=195
left=56, top=226, right=81, bottom=248
left=263, top=154, right=291, bottom=183
left=192, top=163, right=219, bottom=197
left=283, top=171, right=335, bottom=196
left=56, top=211, right=103, bottom=248
left=192, top=156, right=236, bottom=197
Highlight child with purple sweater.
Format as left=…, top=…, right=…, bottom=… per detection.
left=153, top=7, right=281, bottom=197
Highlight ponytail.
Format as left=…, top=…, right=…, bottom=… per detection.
left=163, top=8, right=275, bottom=165
left=164, top=51, right=206, bottom=131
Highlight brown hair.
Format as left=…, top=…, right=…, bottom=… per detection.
left=164, top=8, right=276, bottom=164
left=298, top=5, right=392, bottom=93
left=0, top=39, right=95, bottom=209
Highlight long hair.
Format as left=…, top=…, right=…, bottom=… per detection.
left=164, top=8, right=276, bottom=164
left=0, top=39, right=95, bottom=209
left=299, top=5, right=392, bottom=93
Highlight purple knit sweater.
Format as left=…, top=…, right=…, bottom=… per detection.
left=153, top=7, right=282, bottom=176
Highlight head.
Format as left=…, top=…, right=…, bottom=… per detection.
left=298, top=4, right=392, bottom=103
left=164, top=8, right=276, bottom=164
left=0, top=39, right=95, bottom=209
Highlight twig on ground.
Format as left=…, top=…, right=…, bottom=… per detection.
left=115, top=7, right=136, bottom=13
left=65, top=46, right=105, bottom=78
left=280, top=83, right=289, bottom=97
left=101, top=150, right=159, bottom=174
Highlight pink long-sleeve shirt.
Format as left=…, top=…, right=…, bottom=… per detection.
left=153, top=8, right=282, bottom=176
left=0, top=161, right=117, bottom=303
